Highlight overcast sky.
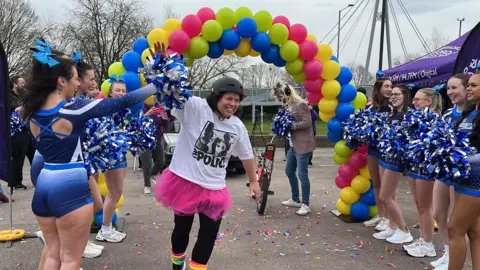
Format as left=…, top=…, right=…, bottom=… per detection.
left=29, top=0, right=479, bottom=72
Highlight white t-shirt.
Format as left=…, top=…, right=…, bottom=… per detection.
left=169, top=96, right=254, bottom=190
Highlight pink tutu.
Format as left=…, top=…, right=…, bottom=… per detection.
left=154, top=168, right=232, bottom=221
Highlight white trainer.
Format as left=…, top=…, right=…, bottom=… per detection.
left=430, top=251, right=449, bottom=268
left=364, top=215, right=382, bottom=227
left=82, top=242, right=102, bottom=258
left=87, top=240, right=104, bottom=251
left=403, top=238, right=423, bottom=251
left=373, top=227, right=396, bottom=240
left=296, top=204, right=312, bottom=216
left=407, top=243, right=436, bottom=258
left=375, top=218, right=390, bottom=231
left=36, top=231, right=45, bottom=245
left=432, top=263, right=449, bottom=270
left=96, top=228, right=125, bottom=243
left=144, top=186, right=152, bottom=194
left=281, top=198, right=302, bottom=208
left=386, top=229, right=413, bottom=244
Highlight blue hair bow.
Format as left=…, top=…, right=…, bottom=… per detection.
left=476, top=61, right=480, bottom=72
left=432, top=83, right=445, bottom=94
left=109, top=74, right=125, bottom=84
left=30, top=39, right=59, bottom=67
left=376, top=70, right=385, bottom=79
left=72, top=50, right=81, bottom=64
left=407, top=84, right=415, bottom=90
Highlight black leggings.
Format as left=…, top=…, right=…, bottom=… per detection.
left=172, top=213, right=222, bottom=265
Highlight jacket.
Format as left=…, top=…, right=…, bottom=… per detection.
left=290, top=101, right=316, bottom=155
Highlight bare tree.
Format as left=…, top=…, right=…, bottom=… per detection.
left=163, top=4, right=181, bottom=20
left=426, top=27, right=450, bottom=51
left=347, top=64, right=375, bottom=85
left=188, top=56, right=244, bottom=89
left=392, top=52, right=422, bottom=67
left=61, top=0, right=153, bottom=80
left=238, top=63, right=291, bottom=88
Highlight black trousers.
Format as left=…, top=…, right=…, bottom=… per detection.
left=139, top=137, right=165, bottom=187
left=10, top=130, right=35, bottom=186
left=171, top=214, right=222, bottom=265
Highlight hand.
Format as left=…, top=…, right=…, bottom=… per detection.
left=249, top=181, right=261, bottom=202
left=149, top=42, right=167, bottom=59
left=145, top=107, right=158, bottom=117
left=15, top=106, right=22, bottom=112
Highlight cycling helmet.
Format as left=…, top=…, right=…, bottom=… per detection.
left=211, top=77, right=244, bottom=100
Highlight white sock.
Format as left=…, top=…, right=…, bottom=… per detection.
left=101, top=224, right=112, bottom=232
left=424, top=242, right=433, bottom=247
left=419, top=237, right=424, bottom=242
left=444, top=245, right=449, bottom=253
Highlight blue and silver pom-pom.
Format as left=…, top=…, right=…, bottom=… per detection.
left=10, top=111, right=25, bottom=136
left=123, top=112, right=157, bottom=156
left=378, top=120, right=408, bottom=165
left=141, top=53, right=192, bottom=110
left=343, top=109, right=389, bottom=149
left=82, top=116, right=131, bottom=175
left=271, top=108, right=296, bottom=139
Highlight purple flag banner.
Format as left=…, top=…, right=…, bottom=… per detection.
left=0, top=42, right=10, bottom=184
left=384, top=32, right=470, bottom=87
left=454, top=22, right=480, bottom=76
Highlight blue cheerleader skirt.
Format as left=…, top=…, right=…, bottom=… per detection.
left=454, top=154, right=480, bottom=197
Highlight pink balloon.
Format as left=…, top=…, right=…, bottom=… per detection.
left=304, top=79, right=323, bottom=93
left=349, top=151, right=368, bottom=170
left=168, top=30, right=191, bottom=53
left=307, top=91, right=323, bottom=104
left=335, top=174, right=350, bottom=189
left=182, top=14, right=202, bottom=37
left=197, top=7, right=216, bottom=23
left=97, top=92, right=105, bottom=99
left=303, top=60, right=323, bottom=79
left=338, top=163, right=357, bottom=182
left=358, top=145, right=368, bottom=154
left=299, top=40, right=319, bottom=61
left=288, top=24, right=308, bottom=43
left=166, top=49, right=176, bottom=55
left=272, top=16, right=290, bottom=28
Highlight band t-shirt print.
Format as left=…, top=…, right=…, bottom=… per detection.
left=193, top=121, right=237, bottom=168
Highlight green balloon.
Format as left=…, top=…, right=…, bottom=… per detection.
left=216, top=7, right=236, bottom=30
left=202, top=20, right=223, bottom=42
left=269, top=23, right=289, bottom=45
left=254, top=10, right=272, bottom=32
left=235, top=7, right=253, bottom=23
left=280, top=41, right=300, bottom=62
left=285, top=58, right=304, bottom=75
left=352, top=92, right=367, bottom=110
left=334, top=140, right=353, bottom=158
left=292, top=72, right=306, bottom=83
left=189, top=37, right=209, bottom=59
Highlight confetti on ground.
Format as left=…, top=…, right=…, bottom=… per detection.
left=279, top=253, right=285, bottom=256
left=388, top=263, right=397, bottom=268
left=136, top=252, right=142, bottom=255
left=103, top=266, right=109, bottom=269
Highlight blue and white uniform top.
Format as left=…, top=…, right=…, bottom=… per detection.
left=442, top=105, right=463, bottom=126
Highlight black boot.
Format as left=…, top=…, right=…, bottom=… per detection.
left=173, top=263, right=186, bottom=270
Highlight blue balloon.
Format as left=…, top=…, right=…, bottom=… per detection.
left=94, top=211, right=118, bottom=227
left=361, top=189, right=376, bottom=206
left=327, top=131, right=343, bottom=143
left=335, top=102, right=355, bottom=121
left=327, top=118, right=343, bottom=133
left=330, top=55, right=339, bottom=63
left=251, top=32, right=271, bottom=53
left=207, top=41, right=223, bottom=59
left=350, top=201, right=370, bottom=220
left=121, top=51, right=143, bottom=72
left=220, top=29, right=241, bottom=50
left=261, top=45, right=280, bottom=64
left=132, top=38, right=150, bottom=55
left=122, top=71, right=141, bottom=92
left=273, top=57, right=286, bottom=67
left=237, top=18, right=257, bottom=38
left=337, top=66, right=353, bottom=85
left=337, top=84, right=357, bottom=103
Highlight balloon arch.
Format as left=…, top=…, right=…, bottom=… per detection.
left=102, top=6, right=374, bottom=220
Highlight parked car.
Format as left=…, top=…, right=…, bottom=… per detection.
left=163, top=118, right=246, bottom=174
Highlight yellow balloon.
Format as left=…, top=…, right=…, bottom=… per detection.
left=253, top=10, right=273, bottom=32
left=224, top=49, right=234, bottom=55
left=97, top=173, right=105, bottom=185
left=182, top=52, right=194, bottom=66
left=101, top=80, right=111, bottom=98
left=285, top=58, right=304, bottom=75
left=164, top=18, right=181, bottom=33
left=108, top=62, right=126, bottom=77
left=319, top=111, right=335, bottom=122
left=318, top=98, right=338, bottom=114
left=116, top=195, right=124, bottom=208
left=333, top=153, right=349, bottom=165
left=321, top=60, right=341, bottom=80
left=145, top=95, right=154, bottom=105
left=352, top=92, right=367, bottom=110
left=306, top=33, right=318, bottom=43
left=280, top=40, right=299, bottom=62
left=216, top=7, right=236, bottom=30
left=359, top=166, right=371, bottom=179
left=321, top=80, right=341, bottom=99
left=269, top=23, right=289, bottom=45
left=250, top=49, right=260, bottom=57
left=336, top=199, right=351, bottom=215
left=292, top=72, right=306, bottom=83
left=115, top=208, right=119, bottom=215
left=351, top=175, right=371, bottom=194
left=340, top=187, right=360, bottom=204
left=189, top=36, right=209, bottom=59
left=139, top=73, right=147, bottom=87
left=141, top=48, right=152, bottom=65
left=316, top=43, right=333, bottom=63
left=369, top=206, right=378, bottom=217
left=147, top=28, right=168, bottom=48
left=235, top=6, right=253, bottom=23
left=334, top=140, right=353, bottom=158
left=349, top=80, right=356, bottom=87
left=98, top=182, right=108, bottom=197
left=235, top=38, right=251, bottom=57
left=202, top=20, right=223, bottom=42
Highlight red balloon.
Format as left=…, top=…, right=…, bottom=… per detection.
left=232, top=25, right=237, bottom=30
left=338, top=163, right=357, bottom=182
left=358, top=145, right=368, bottom=154
left=299, top=40, right=319, bottom=61
left=288, top=24, right=307, bottom=43
left=166, top=49, right=175, bottom=55
left=335, top=174, right=350, bottom=189
left=168, top=30, right=190, bottom=53
left=272, top=15, right=290, bottom=28
left=303, top=60, right=323, bottom=80
left=307, top=91, right=323, bottom=104
left=182, top=14, right=202, bottom=37
left=304, top=79, right=323, bottom=93
left=197, top=7, right=216, bottom=23
left=349, top=151, right=368, bottom=170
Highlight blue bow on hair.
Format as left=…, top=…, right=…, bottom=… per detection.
left=376, top=70, right=385, bottom=79
left=30, top=39, right=60, bottom=67
left=108, top=74, right=125, bottom=84
left=476, top=61, right=480, bottom=72
left=407, top=84, right=415, bottom=90
left=432, top=83, right=445, bottom=94
left=72, top=50, right=81, bottom=63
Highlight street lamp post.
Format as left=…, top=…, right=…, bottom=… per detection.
left=338, top=4, right=355, bottom=61
left=457, top=18, right=465, bottom=37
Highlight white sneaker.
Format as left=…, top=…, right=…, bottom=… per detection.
left=144, top=186, right=151, bottom=194
left=82, top=242, right=102, bottom=258
left=96, top=228, right=125, bottom=243
left=433, top=263, right=449, bottom=270
left=36, top=231, right=45, bottom=245
left=281, top=198, right=302, bottom=208
left=373, top=227, right=396, bottom=240
left=386, top=229, right=413, bottom=244
left=296, top=204, right=312, bottom=216
left=87, top=240, right=104, bottom=251
left=430, top=251, right=449, bottom=268
left=364, top=215, right=382, bottom=227
left=407, top=243, right=436, bottom=258
left=403, top=238, right=423, bottom=251
left=375, top=218, right=390, bottom=231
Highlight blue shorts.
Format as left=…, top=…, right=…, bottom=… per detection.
left=454, top=166, right=480, bottom=197
left=368, top=146, right=380, bottom=157
left=378, top=160, right=405, bottom=173
left=408, top=172, right=434, bottom=181
left=32, top=163, right=93, bottom=218
left=437, top=178, right=454, bottom=186
left=111, top=162, right=127, bottom=170
left=30, top=151, right=44, bottom=187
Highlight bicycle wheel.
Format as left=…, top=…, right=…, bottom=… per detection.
left=257, top=173, right=270, bottom=214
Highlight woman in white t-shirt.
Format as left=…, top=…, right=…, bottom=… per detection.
left=154, top=77, right=260, bottom=270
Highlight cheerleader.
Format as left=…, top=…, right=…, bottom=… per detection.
left=363, top=78, right=393, bottom=230
left=430, top=74, right=470, bottom=268
left=373, top=85, right=413, bottom=244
